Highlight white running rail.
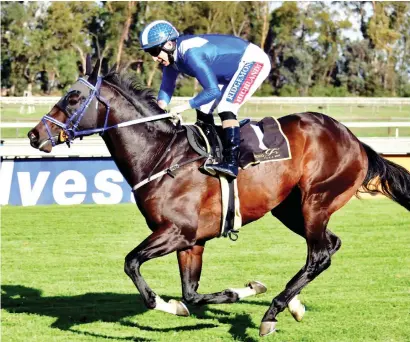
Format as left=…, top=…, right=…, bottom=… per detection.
left=2, top=120, right=410, bottom=138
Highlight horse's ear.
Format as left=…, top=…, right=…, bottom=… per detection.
left=90, top=59, right=101, bottom=79
left=85, top=54, right=92, bottom=76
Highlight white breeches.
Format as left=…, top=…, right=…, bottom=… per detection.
left=200, top=43, right=271, bottom=117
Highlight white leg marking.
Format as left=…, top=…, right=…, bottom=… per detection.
left=288, top=295, right=305, bottom=322
left=229, top=286, right=257, bottom=299
left=154, top=296, right=179, bottom=315
left=230, top=281, right=267, bottom=299
left=153, top=296, right=189, bottom=316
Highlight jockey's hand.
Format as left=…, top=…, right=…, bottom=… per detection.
left=157, top=100, right=168, bottom=110
left=169, top=103, right=191, bottom=116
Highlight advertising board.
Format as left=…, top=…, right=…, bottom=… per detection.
left=0, top=158, right=134, bottom=206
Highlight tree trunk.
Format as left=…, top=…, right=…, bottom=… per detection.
left=48, top=71, right=55, bottom=94
left=229, top=4, right=247, bottom=38
left=147, top=64, right=157, bottom=87
left=260, top=2, right=269, bottom=49
left=116, top=1, right=135, bottom=68
left=72, top=43, right=86, bottom=76
left=23, top=64, right=34, bottom=95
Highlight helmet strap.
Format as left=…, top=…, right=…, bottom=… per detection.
left=162, top=41, right=177, bottom=65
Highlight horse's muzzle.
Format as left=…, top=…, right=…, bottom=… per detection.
left=28, top=129, right=40, bottom=149
left=28, top=129, right=53, bottom=152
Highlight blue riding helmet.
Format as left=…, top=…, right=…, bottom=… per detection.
left=140, top=20, right=179, bottom=50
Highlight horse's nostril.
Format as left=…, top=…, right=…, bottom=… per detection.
left=28, top=130, right=38, bottom=143
left=27, top=130, right=38, bottom=147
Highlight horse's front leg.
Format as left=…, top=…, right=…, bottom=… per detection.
left=124, top=223, right=194, bottom=316
left=177, top=244, right=267, bottom=306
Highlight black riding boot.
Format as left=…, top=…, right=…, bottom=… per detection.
left=208, top=126, right=241, bottom=179
left=196, top=109, right=215, bottom=135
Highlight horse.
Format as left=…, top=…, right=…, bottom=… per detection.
left=28, top=58, right=410, bottom=336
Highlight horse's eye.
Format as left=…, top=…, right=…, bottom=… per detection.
left=68, top=96, right=79, bottom=106
left=68, top=93, right=86, bottom=104
left=64, top=94, right=80, bottom=115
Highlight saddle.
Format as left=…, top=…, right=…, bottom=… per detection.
left=185, top=122, right=223, bottom=173
left=185, top=117, right=291, bottom=173
left=184, top=117, right=291, bottom=240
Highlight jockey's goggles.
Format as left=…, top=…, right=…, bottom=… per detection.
left=145, top=45, right=164, bottom=57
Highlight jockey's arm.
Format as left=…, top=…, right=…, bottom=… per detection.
left=157, top=66, right=179, bottom=109
left=185, top=48, right=221, bottom=109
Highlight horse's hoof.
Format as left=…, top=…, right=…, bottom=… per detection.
left=259, top=321, right=277, bottom=337
left=169, top=299, right=190, bottom=317
left=288, top=296, right=305, bottom=322
left=247, top=281, right=267, bottom=295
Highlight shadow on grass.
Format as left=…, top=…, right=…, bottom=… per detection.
left=1, top=285, right=274, bottom=342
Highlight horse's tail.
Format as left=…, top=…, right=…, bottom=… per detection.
left=360, top=142, right=410, bottom=211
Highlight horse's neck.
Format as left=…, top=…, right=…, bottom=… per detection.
left=101, top=108, right=177, bottom=189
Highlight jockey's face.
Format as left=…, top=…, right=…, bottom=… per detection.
left=152, top=50, right=170, bottom=66
left=150, top=41, right=174, bottom=67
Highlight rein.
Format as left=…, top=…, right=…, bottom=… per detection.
left=41, top=77, right=179, bottom=146
left=132, top=132, right=206, bottom=191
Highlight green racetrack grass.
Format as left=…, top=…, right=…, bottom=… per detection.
left=1, top=199, right=410, bottom=341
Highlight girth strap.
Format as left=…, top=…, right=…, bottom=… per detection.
left=132, top=155, right=206, bottom=191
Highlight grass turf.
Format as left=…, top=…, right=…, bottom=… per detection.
left=1, top=199, right=409, bottom=341
left=2, top=103, right=409, bottom=139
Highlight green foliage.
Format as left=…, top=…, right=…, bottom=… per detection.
left=173, top=77, right=196, bottom=97
left=309, top=85, right=350, bottom=97
left=398, top=83, right=410, bottom=98
left=254, top=82, right=274, bottom=96
left=1, top=2, right=409, bottom=97
left=279, top=47, right=314, bottom=96
left=56, top=52, right=80, bottom=92
left=278, top=85, right=299, bottom=97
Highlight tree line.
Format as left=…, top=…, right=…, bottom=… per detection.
left=1, top=1, right=409, bottom=97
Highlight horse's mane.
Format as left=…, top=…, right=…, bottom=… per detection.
left=103, top=67, right=165, bottom=116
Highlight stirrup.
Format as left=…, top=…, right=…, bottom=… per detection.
left=208, top=163, right=238, bottom=179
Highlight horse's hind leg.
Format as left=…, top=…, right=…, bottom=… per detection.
left=272, top=187, right=342, bottom=257
left=271, top=187, right=342, bottom=322
left=325, top=229, right=342, bottom=256
left=260, top=199, right=333, bottom=336
left=124, top=223, right=195, bottom=316
left=177, top=243, right=267, bottom=306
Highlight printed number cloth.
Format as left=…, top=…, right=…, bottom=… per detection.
left=239, top=117, right=292, bottom=169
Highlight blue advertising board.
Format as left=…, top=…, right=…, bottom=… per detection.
left=0, top=158, right=135, bottom=206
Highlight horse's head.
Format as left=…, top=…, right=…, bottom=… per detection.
left=28, top=57, right=108, bottom=152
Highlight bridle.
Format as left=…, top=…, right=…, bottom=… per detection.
left=40, top=76, right=203, bottom=192
left=41, top=76, right=178, bottom=147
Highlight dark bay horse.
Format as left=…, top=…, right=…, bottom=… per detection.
left=28, top=59, right=410, bottom=336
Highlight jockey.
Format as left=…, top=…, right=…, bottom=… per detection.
left=140, top=20, right=271, bottom=179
